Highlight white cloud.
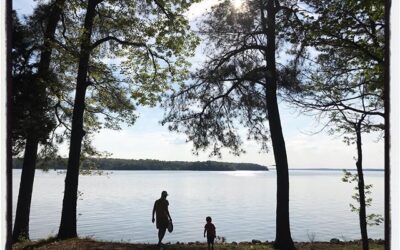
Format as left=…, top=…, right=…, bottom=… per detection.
left=284, top=132, right=384, bottom=169
left=88, top=118, right=383, bottom=169
left=73, top=100, right=384, bottom=170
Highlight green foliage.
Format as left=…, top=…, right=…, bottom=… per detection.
left=50, top=0, right=201, bottom=146
left=16, top=0, right=201, bottom=164
left=342, top=170, right=384, bottom=226
left=15, top=233, right=30, bottom=243
left=285, top=0, right=385, bottom=132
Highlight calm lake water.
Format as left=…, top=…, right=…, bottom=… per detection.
left=12, top=169, right=384, bottom=243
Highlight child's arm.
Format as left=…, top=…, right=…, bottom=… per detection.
left=204, top=226, right=207, bottom=237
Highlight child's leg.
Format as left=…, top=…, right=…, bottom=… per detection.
left=208, top=242, right=211, bottom=250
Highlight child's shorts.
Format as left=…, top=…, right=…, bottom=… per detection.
left=207, top=236, right=215, bottom=244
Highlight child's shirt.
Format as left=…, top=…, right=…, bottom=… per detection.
left=204, top=222, right=216, bottom=237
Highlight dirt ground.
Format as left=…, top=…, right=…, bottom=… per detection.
left=12, top=238, right=385, bottom=250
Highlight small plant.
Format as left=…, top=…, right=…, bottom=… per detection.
left=307, top=231, right=316, bottom=243
left=306, top=231, right=317, bottom=250
left=339, top=234, right=348, bottom=242
left=342, top=170, right=384, bottom=226
left=215, top=236, right=226, bottom=244
left=16, top=234, right=30, bottom=243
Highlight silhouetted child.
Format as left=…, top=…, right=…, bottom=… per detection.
left=204, top=216, right=216, bottom=250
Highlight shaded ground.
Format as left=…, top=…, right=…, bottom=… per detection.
left=12, top=238, right=385, bottom=250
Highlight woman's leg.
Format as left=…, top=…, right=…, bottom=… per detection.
left=158, top=227, right=166, bottom=246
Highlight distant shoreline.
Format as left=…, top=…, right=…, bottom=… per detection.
left=12, top=158, right=384, bottom=172
left=12, top=158, right=269, bottom=171
left=287, top=168, right=384, bottom=172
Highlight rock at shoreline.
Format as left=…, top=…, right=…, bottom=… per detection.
left=239, top=241, right=251, bottom=245
left=330, top=238, right=341, bottom=244
left=252, top=239, right=262, bottom=244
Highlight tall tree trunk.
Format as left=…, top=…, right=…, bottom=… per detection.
left=267, top=87, right=294, bottom=250
left=12, top=136, right=39, bottom=241
left=57, top=0, right=97, bottom=239
left=6, top=0, right=13, bottom=247
left=356, top=123, right=369, bottom=250
left=262, top=1, right=294, bottom=249
left=12, top=0, right=65, bottom=242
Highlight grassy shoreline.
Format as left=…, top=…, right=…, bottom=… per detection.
left=12, top=237, right=385, bottom=250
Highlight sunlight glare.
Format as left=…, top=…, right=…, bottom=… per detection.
left=232, top=0, right=244, bottom=10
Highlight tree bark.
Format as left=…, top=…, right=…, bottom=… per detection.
left=12, top=0, right=65, bottom=242
left=356, top=123, right=369, bottom=250
left=57, top=0, right=98, bottom=239
left=12, top=137, right=38, bottom=241
left=262, top=0, right=295, bottom=249
left=7, top=0, right=13, bottom=247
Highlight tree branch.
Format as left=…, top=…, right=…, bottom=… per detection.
left=91, top=36, right=146, bottom=50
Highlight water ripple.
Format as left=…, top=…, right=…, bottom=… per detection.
left=12, top=170, right=384, bottom=242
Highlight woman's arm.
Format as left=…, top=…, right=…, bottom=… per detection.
left=166, top=208, right=172, bottom=221
left=152, top=201, right=156, bottom=223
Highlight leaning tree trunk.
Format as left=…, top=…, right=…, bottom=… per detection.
left=355, top=123, right=369, bottom=250
left=12, top=135, right=39, bottom=241
left=12, top=0, right=65, bottom=242
left=57, top=0, right=97, bottom=239
left=262, top=0, right=295, bottom=249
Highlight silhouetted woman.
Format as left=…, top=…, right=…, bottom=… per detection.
left=152, top=191, right=172, bottom=248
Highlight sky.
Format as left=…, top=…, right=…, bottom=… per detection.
left=12, top=0, right=385, bottom=169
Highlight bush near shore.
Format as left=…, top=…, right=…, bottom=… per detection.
left=12, top=237, right=385, bottom=250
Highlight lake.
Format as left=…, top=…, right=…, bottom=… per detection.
left=12, top=169, right=384, bottom=243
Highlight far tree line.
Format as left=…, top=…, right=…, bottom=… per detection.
left=12, top=158, right=269, bottom=171
left=11, top=0, right=385, bottom=250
